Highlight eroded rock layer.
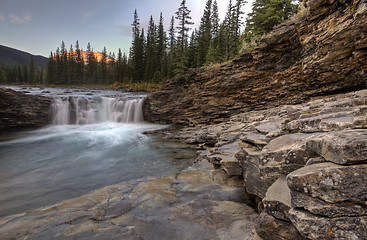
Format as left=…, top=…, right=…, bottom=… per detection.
left=144, top=0, right=367, bottom=126
left=0, top=88, right=51, bottom=133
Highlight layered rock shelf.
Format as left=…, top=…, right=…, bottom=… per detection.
left=0, top=88, right=51, bottom=133
left=170, top=89, right=367, bottom=239
left=144, top=0, right=367, bottom=126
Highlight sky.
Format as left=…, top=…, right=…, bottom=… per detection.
left=0, top=0, right=253, bottom=57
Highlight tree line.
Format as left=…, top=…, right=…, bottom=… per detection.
left=0, top=56, right=44, bottom=84
left=0, top=0, right=298, bottom=86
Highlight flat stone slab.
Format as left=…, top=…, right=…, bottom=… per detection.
left=291, top=190, right=367, bottom=218
left=287, top=162, right=367, bottom=203
left=289, top=208, right=367, bottom=240
left=306, top=129, right=367, bottom=164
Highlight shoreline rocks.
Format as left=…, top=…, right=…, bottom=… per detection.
left=0, top=88, right=51, bottom=133
left=170, top=89, right=367, bottom=239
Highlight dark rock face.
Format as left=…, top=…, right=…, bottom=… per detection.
left=0, top=88, right=51, bottom=133
left=144, top=0, right=367, bottom=126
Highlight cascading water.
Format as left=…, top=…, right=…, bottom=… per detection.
left=51, top=97, right=145, bottom=125
left=0, top=87, right=196, bottom=218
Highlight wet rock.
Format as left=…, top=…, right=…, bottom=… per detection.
left=287, top=162, right=367, bottom=203
left=0, top=161, right=258, bottom=240
left=289, top=208, right=367, bottom=240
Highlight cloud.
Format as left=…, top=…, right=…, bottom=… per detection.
left=0, top=14, right=5, bottom=22
left=9, top=13, right=31, bottom=24
left=117, top=24, right=132, bottom=37
left=81, top=9, right=100, bottom=23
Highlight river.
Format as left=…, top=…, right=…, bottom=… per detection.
left=0, top=86, right=196, bottom=217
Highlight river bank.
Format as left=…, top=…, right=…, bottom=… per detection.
left=1, top=88, right=366, bottom=239
left=167, top=89, right=367, bottom=239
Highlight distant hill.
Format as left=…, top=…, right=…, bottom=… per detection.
left=0, top=45, right=48, bottom=68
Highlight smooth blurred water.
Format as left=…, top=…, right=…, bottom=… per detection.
left=0, top=123, right=195, bottom=217
left=0, top=87, right=196, bottom=217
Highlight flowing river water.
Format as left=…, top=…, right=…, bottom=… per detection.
left=0, top=87, right=196, bottom=217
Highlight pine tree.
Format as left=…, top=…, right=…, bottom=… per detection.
left=245, top=0, right=298, bottom=38
left=197, top=0, right=212, bottom=67
left=46, top=52, right=57, bottom=84
left=101, top=46, right=108, bottom=84
left=167, top=16, right=176, bottom=78
left=29, top=56, right=36, bottom=84
left=231, top=0, right=247, bottom=54
left=187, top=30, right=198, bottom=68
left=68, top=44, right=75, bottom=84
left=175, top=0, right=194, bottom=72
left=75, top=40, right=84, bottom=84
left=206, top=0, right=221, bottom=64
left=156, top=13, right=166, bottom=76
left=130, top=10, right=145, bottom=82
left=144, top=15, right=157, bottom=82
left=60, top=41, right=68, bottom=84
left=86, top=42, right=97, bottom=84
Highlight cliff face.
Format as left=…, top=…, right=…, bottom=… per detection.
left=144, top=0, right=367, bottom=126
left=0, top=88, right=51, bottom=133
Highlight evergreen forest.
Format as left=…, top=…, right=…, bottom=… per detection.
left=0, top=0, right=298, bottom=87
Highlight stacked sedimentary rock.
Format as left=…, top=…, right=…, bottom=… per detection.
left=173, top=89, right=367, bottom=239
left=0, top=88, right=51, bottom=133
left=144, top=0, right=367, bottom=126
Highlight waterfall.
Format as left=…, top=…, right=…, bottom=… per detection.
left=51, top=97, right=145, bottom=125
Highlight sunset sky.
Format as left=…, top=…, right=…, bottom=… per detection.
left=0, top=0, right=253, bottom=57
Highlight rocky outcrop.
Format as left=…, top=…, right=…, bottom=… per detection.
left=144, top=0, right=367, bottom=126
left=0, top=88, right=51, bottom=133
left=171, top=89, right=367, bottom=239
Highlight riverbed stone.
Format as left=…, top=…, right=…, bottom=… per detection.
left=287, top=162, right=367, bottom=203
left=306, top=129, right=367, bottom=164
left=0, top=161, right=258, bottom=240
left=289, top=208, right=367, bottom=240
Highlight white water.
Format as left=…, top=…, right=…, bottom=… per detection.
left=51, top=97, right=145, bottom=125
